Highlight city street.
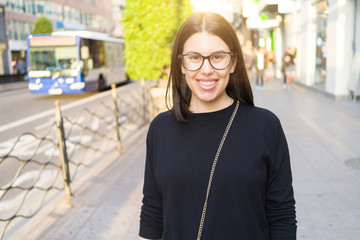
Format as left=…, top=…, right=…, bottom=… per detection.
left=1, top=0, right=360, bottom=239
left=4, top=78, right=360, bottom=240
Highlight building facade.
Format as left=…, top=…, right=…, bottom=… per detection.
left=3, top=0, right=117, bottom=75
left=249, top=0, right=360, bottom=99
left=296, top=0, right=359, bottom=99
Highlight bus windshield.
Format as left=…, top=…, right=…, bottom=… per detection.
left=29, top=46, right=79, bottom=78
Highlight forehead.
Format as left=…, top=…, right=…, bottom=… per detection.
left=183, top=32, right=230, bottom=54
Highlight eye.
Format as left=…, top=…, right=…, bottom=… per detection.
left=189, top=54, right=201, bottom=60
left=211, top=53, right=226, bottom=61
left=185, top=54, right=202, bottom=62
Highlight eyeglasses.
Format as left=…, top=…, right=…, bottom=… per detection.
left=178, top=52, right=234, bottom=71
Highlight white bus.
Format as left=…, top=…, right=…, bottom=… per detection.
left=27, top=31, right=128, bottom=94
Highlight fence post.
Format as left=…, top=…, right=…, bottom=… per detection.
left=111, top=84, right=122, bottom=152
left=141, top=78, right=149, bottom=123
left=54, top=100, right=72, bottom=198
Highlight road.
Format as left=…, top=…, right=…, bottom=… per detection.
left=0, top=88, right=97, bottom=126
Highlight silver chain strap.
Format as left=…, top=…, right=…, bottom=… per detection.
left=197, top=100, right=239, bottom=240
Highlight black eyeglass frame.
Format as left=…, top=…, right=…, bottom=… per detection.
left=178, top=52, right=235, bottom=71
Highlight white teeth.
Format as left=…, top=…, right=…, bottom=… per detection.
left=200, top=81, right=215, bottom=86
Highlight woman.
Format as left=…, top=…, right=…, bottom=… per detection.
left=282, top=46, right=297, bottom=90
left=139, top=12, right=296, bottom=240
left=264, top=50, right=276, bottom=85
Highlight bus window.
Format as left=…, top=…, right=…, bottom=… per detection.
left=29, top=46, right=78, bottom=78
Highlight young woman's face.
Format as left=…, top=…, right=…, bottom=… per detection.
left=181, top=32, right=236, bottom=110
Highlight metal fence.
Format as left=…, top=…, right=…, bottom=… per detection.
left=0, top=74, right=27, bottom=84
left=0, top=81, right=165, bottom=239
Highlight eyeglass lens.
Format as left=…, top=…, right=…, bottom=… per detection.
left=182, top=53, right=232, bottom=71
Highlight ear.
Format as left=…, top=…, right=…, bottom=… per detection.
left=230, top=57, right=237, bottom=74
left=181, top=65, right=186, bottom=74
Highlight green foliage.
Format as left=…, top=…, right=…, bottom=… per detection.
left=122, top=0, right=193, bottom=81
left=32, top=16, right=53, bottom=34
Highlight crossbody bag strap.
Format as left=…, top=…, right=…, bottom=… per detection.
left=197, top=100, right=240, bottom=240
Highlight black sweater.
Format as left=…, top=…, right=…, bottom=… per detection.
left=140, top=100, right=296, bottom=240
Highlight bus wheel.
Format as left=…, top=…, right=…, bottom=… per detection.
left=98, top=76, right=105, bottom=91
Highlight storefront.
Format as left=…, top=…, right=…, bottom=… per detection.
left=292, top=0, right=356, bottom=99
left=0, top=1, right=10, bottom=75
left=313, top=0, right=328, bottom=87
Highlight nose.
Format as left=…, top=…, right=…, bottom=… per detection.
left=200, top=58, right=213, bottom=74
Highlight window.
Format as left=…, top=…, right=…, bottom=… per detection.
left=14, top=21, right=19, bottom=40
left=8, top=20, right=15, bottom=40
left=19, top=21, right=26, bottom=40
left=36, top=0, right=45, bottom=15
left=314, top=0, right=328, bottom=87
left=6, top=0, right=25, bottom=12
left=63, top=6, right=70, bottom=22
left=8, top=20, right=33, bottom=41
left=25, top=0, right=35, bottom=15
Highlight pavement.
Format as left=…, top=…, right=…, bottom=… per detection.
left=3, top=79, right=360, bottom=240
left=0, top=81, right=28, bottom=93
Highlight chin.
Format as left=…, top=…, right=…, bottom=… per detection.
left=197, top=95, right=219, bottom=103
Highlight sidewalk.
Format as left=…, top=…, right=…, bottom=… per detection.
left=6, top=79, right=360, bottom=240
left=0, top=81, right=28, bottom=93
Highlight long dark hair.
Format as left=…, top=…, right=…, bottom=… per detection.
left=166, top=12, right=254, bottom=122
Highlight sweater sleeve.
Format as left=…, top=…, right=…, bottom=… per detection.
left=139, top=125, right=163, bottom=239
left=266, top=118, right=297, bottom=239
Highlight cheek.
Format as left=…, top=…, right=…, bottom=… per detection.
left=183, top=70, right=197, bottom=81
left=220, top=70, right=232, bottom=81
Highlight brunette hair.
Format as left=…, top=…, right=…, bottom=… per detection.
left=166, top=12, right=254, bottom=122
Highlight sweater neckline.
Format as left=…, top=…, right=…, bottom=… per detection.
left=186, top=99, right=237, bottom=121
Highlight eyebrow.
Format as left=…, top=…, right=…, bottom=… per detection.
left=184, top=50, right=230, bottom=55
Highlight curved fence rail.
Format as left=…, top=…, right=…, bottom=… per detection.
left=0, top=81, right=164, bottom=239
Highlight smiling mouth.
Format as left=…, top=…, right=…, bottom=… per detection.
left=199, top=81, right=215, bottom=86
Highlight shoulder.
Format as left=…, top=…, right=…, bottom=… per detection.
left=236, top=103, right=285, bottom=147
left=239, top=102, right=279, bottom=125
left=237, top=103, right=283, bottom=139
left=148, top=110, right=177, bottom=134
left=150, top=111, right=175, bottom=126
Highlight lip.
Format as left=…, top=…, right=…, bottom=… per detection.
left=197, top=79, right=217, bottom=90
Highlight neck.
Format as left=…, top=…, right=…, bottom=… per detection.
left=190, top=95, right=234, bottom=113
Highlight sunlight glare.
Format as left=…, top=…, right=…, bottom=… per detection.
left=190, top=0, right=225, bottom=13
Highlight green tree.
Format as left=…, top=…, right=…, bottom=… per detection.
left=32, top=16, right=53, bottom=34
left=122, top=0, right=192, bottom=80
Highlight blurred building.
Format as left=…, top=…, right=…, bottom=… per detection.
left=2, top=0, right=117, bottom=75
left=0, top=0, right=8, bottom=75
left=111, top=0, right=125, bottom=38
left=245, top=0, right=360, bottom=99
